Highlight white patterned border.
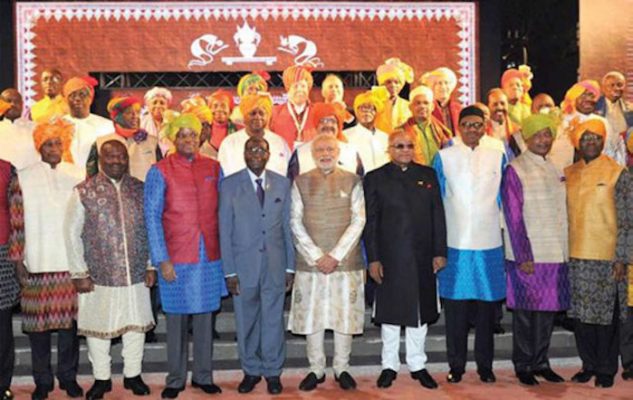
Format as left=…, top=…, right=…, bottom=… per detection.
left=16, top=1, right=477, bottom=106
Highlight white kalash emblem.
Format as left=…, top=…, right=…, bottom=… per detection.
left=221, top=21, right=277, bottom=66
left=187, top=21, right=323, bottom=69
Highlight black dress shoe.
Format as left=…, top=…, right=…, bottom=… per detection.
left=411, top=369, right=438, bottom=389
left=212, top=329, right=221, bottom=340
left=0, top=388, right=13, bottom=400
left=191, top=381, right=222, bottom=394
left=335, top=371, right=357, bottom=390
left=571, top=369, right=594, bottom=383
left=161, top=387, right=184, bottom=399
left=478, top=369, right=496, bottom=383
left=534, top=368, right=565, bottom=383
left=265, top=377, right=283, bottom=395
left=516, top=372, right=539, bottom=386
left=85, top=380, right=112, bottom=400
left=31, top=385, right=52, bottom=400
left=59, top=380, right=83, bottom=398
left=446, top=370, right=462, bottom=383
left=622, top=369, right=633, bottom=381
left=493, top=323, right=505, bottom=334
left=298, top=372, right=325, bottom=391
left=595, top=374, right=614, bottom=388
left=238, top=375, right=261, bottom=393
left=145, top=330, right=157, bottom=343
left=376, top=369, right=397, bottom=388
left=124, top=375, right=151, bottom=395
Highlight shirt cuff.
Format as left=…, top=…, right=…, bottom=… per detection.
left=71, top=272, right=90, bottom=280
left=225, top=273, right=237, bottom=278
left=285, top=269, right=295, bottom=274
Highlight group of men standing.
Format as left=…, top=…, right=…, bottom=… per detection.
left=0, top=59, right=631, bottom=400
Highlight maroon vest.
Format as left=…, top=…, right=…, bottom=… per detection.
left=155, top=153, right=220, bottom=264
left=0, top=161, right=12, bottom=245
left=77, top=173, right=148, bottom=286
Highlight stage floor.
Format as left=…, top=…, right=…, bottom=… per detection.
left=9, top=366, right=632, bottom=400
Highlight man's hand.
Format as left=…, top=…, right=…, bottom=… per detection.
left=14, top=260, right=29, bottom=288
left=432, top=257, right=447, bottom=273
left=145, top=270, right=157, bottom=288
left=369, top=261, right=384, bottom=284
left=159, top=261, right=177, bottom=282
left=519, top=261, right=535, bottom=275
left=226, top=276, right=240, bottom=296
left=285, top=273, right=294, bottom=292
left=316, top=255, right=339, bottom=274
left=613, top=262, right=626, bottom=281
left=73, top=277, right=94, bottom=293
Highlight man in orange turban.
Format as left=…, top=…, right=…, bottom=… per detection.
left=201, top=90, right=242, bottom=160
left=219, top=93, right=290, bottom=177
left=62, top=76, right=113, bottom=169
left=32, top=119, right=74, bottom=162
left=287, top=102, right=363, bottom=181
left=270, top=65, right=318, bottom=149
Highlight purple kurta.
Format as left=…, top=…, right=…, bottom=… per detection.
left=502, top=166, right=570, bottom=311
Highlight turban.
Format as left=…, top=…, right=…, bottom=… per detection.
left=144, top=87, right=172, bottom=105
left=311, top=102, right=346, bottom=135
left=521, top=113, right=558, bottom=141
left=376, top=58, right=414, bottom=85
left=107, top=96, right=141, bottom=126
left=237, top=71, right=270, bottom=98
left=353, top=87, right=389, bottom=115
left=207, top=89, right=235, bottom=111
left=0, top=99, right=10, bottom=117
left=459, top=105, right=485, bottom=122
left=419, top=67, right=457, bottom=92
left=500, top=68, right=526, bottom=88
left=180, top=96, right=213, bottom=124
left=32, top=119, right=74, bottom=162
left=239, top=93, right=273, bottom=118
left=409, top=85, right=434, bottom=103
left=62, top=76, right=98, bottom=100
left=571, top=117, right=607, bottom=149
left=561, top=80, right=600, bottom=114
left=282, top=65, right=314, bottom=91
left=162, top=112, right=202, bottom=143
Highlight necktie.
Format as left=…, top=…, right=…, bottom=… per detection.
left=255, top=178, right=265, bottom=208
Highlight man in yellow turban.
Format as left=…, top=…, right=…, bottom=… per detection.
left=374, top=58, right=414, bottom=133
left=564, top=116, right=631, bottom=388
left=30, top=68, right=69, bottom=123
left=343, top=89, right=390, bottom=173
left=270, top=65, right=318, bottom=149
left=62, top=76, right=113, bottom=169
left=180, top=96, right=213, bottom=148
left=220, top=93, right=290, bottom=177
left=0, top=89, right=39, bottom=170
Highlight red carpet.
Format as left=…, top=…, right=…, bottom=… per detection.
left=9, top=368, right=632, bottom=399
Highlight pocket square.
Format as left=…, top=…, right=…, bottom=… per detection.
left=275, top=198, right=282, bottom=203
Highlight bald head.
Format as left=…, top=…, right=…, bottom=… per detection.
left=0, top=89, right=23, bottom=122
left=531, top=93, right=555, bottom=114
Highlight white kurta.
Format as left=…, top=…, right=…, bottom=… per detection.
left=343, top=124, right=389, bottom=173
left=0, top=118, right=39, bottom=170
left=65, top=185, right=154, bottom=339
left=437, top=141, right=504, bottom=250
left=293, top=140, right=362, bottom=177
left=64, top=114, right=113, bottom=169
left=19, top=161, right=84, bottom=273
left=287, top=178, right=366, bottom=335
left=218, top=128, right=291, bottom=177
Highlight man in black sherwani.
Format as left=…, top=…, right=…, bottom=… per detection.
left=363, top=128, right=447, bottom=390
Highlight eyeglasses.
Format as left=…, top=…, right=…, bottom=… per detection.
left=579, top=133, right=603, bottom=143
left=460, top=121, right=484, bottom=130
left=390, top=143, right=414, bottom=150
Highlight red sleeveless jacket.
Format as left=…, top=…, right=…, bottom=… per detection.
left=155, top=153, right=221, bottom=264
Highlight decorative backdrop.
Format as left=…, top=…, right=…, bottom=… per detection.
left=16, top=2, right=478, bottom=106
